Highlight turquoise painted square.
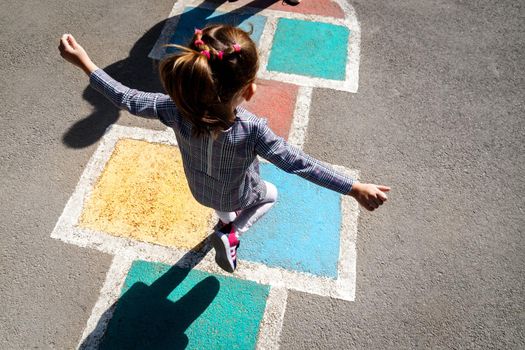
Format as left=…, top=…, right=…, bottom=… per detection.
left=100, top=260, right=270, bottom=349
left=167, top=7, right=267, bottom=54
left=267, top=18, right=350, bottom=80
left=238, top=163, right=342, bottom=278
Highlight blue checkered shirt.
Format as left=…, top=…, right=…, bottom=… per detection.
left=90, top=69, right=354, bottom=211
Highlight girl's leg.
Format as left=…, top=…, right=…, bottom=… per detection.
left=215, top=210, right=237, bottom=225
left=233, top=181, right=278, bottom=235
left=211, top=181, right=277, bottom=273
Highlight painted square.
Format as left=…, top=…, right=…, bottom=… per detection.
left=78, top=139, right=213, bottom=249
left=241, top=79, right=298, bottom=140
left=167, top=7, right=267, bottom=53
left=100, top=260, right=270, bottom=349
left=238, top=163, right=342, bottom=278
left=267, top=18, right=350, bottom=80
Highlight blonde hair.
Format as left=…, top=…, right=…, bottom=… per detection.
left=159, top=25, right=259, bottom=137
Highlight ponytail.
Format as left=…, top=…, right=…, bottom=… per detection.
left=159, top=25, right=259, bottom=137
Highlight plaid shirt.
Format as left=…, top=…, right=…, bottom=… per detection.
left=90, top=69, right=354, bottom=211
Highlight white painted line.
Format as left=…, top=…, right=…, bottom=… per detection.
left=51, top=125, right=359, bottom=301
left=256, top=14, right=278, bottom=81
left=257, top=69, right=357, bottom=93
left=288, top=86, right=312, bottom=149
left=335, top=165, right=359, bottom=301
left=256, top=287, right=288, bottom=350
left=148, top=0, right=361, bottom=93
left=77, top=254, right=134, bottom=350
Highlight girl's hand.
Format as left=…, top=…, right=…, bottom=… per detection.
left=58, top=34, right=98, bottom=75
left=349, top=182, right=390, bottom=211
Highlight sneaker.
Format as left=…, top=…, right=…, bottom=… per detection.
left=211, top=224, right=240, bottom=273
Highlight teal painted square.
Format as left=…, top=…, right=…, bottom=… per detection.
left=167, top=7, right=267, bottom=54
left=267, top=18, right=350, bottom=80
left=100, top=260, right=270, bottom=349
left=238, top=163, right=342, bottom=278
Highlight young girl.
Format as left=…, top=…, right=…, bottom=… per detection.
left=59, top=25, right=390, bottom=273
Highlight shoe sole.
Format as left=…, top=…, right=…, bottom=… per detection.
left=211, top=233, right=235, bottom=273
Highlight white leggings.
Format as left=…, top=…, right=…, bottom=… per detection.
left=215, top=181, right=278, bottom=235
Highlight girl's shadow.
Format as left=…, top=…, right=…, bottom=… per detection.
left=79, top=239, right=218, bottom=349
left=62, top=0, right=281, bottom=148
left=62, top=19, right=167, bottom=148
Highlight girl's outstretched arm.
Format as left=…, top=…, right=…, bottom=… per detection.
left=254, top=118, right=390, bottom=211
left=58, top=34, right=99, bottom=75
left=349, top=182, right=390, bottom=211
left=58, top=34, right=177, bottom=125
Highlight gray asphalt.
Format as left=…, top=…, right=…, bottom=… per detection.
left=1, top=0, right=523, bottom=349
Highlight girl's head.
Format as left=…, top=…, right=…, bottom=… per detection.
left=160, top=24, right=259, bottom=136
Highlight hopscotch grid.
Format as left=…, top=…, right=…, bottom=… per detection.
left=52, top=125, right=357, bottom=302
left=57, top=0, right=361, bottom=347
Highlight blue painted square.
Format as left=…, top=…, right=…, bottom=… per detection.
left=267, top=18, right=350, bottom=80
left=238, top=163, right=342, bottom=278
left=100, top=260, right=270, bottom=349
left=167, top=7, right=267, bottom=54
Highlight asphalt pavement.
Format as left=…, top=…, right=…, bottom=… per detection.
left=1, top=0, right=523, bottom=349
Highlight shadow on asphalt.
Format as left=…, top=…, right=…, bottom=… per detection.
left=62, top=0, right=281, bottom=149
left=79, top=238, right=216, bottom=349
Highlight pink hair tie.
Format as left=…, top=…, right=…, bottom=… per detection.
left=201, top=50, right=211, bottom=59
left=232, top=43, right=241, bottom=52
left=194, top=39, right=205, bottom=46
left=194, top=28, right=203, bottom=35
left=217, top=51, right=224, bottom=60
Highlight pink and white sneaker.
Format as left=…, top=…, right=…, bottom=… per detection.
left=211, top=224, right=240, bottom=273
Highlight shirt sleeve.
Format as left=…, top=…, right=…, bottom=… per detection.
left=254, top=119, right=354, bottom=195
left=89, top=69, right=178, bottom=127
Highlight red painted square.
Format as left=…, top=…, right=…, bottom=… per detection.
left=209, top=0, right=345, bottom=18
left=241, top=79, right=298, bottom=140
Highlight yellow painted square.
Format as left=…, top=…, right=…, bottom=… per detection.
left=78, top=139, right=213, bottom=249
